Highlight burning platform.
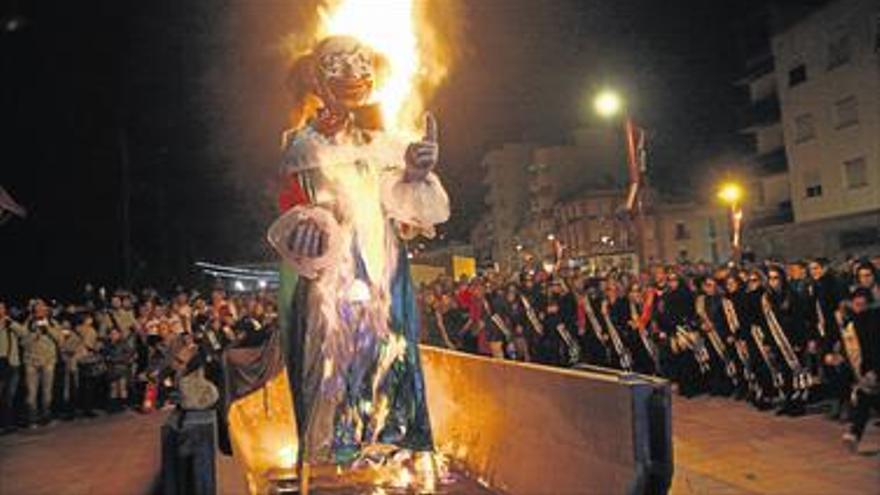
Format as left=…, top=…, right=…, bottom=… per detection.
left=227, top=346, right=673, bottom=494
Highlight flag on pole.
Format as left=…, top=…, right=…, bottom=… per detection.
left=624, top=119, right=648, bottom=212
left=0, top=185, right=27, bottom=220
left=636, top=127, right=647, bottom=174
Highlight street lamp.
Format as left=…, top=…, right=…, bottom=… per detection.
left=594, top=90, right=623, bottom=118
left=594, top=89, right=647, bottom=270
left=717, top=182, right=744, bottom=263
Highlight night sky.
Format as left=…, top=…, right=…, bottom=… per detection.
left=2, top=0, right=772, bottom=299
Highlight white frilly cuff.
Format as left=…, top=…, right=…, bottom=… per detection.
left=267, top=206, right=344, bottom=279
left=381, top=170, right=451, bottom=234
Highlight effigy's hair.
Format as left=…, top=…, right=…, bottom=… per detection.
left=284, top=37, right=390, bottom=131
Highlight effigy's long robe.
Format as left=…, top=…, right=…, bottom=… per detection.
left=274, top=123, right=449, bottom=465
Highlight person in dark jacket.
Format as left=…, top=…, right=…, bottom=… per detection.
left=697, top=277, right=736, bottom=396
left=661, top=270, right=705, bottom=397
left=104, top=327, right=135, bottom=413
left=841, top=288, right=880, bottom=452
left=536, top=297, right=568, bottom=367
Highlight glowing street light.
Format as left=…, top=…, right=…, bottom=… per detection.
left=717, top=181, right=745, bottom=263
left=717, top=182, right=743, bottom=205
left=592, top=88, right=648, bottom=269
left=594, top=90, right=623, bottom=118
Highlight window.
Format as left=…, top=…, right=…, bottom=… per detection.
left=827, top=33, right=852, bottom=70
left=674, top=221, right=690, bottom=240
left=833, top=96, right=859, bottom=129
left=788, top=64, right=807, bottom=87
left=844, top=157, right=868, bottom=189
left=794, top=114, right=816, bottom=142
left=804, top=170, right=823, bottom=198
left=806, top=184, right=823, bottom=198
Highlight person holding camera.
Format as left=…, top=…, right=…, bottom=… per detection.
left=21, top=299, right=63, bottom=427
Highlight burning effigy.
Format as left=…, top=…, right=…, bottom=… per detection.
left=270, top=27, right=449, bottom=473
left=226, top=1, right=451, bottom=493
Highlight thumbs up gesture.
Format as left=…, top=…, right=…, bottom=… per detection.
left=404, top=112, right=439, bottom=182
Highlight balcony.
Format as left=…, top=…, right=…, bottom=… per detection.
left=754, top=148, right=788, bottom=175
left=747, top=201, right=794, bottom=229
left=740, top=94, right=780, bottom=130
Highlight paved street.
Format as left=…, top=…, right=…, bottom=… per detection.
left=0, top=397, right=876, bottom=494
left=0, top=411, right=165, bottom=495
left=670, top=396, right=880, bottom=495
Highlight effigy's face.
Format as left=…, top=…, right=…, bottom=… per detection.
left=316, top=37, right=375, bottom=110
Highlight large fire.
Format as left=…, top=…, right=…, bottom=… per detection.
left=317, top=0, right=445, bottom=133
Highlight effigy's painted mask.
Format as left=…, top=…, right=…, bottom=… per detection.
left=314, top=36, right=375, bottom=111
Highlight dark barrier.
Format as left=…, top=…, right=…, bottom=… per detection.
left=422, top=347, right=674, bottom=495
left=161, top=410, right=217, bottom=495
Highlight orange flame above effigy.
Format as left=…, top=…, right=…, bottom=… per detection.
left=317, top=0, right=447, bottom=133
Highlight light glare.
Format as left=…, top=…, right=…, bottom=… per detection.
left=594, top=90, right=622, bottom=118
left=717, top=182, right=744, bottom=204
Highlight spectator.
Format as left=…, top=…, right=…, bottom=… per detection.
left=110, top=293, right=138, bottom=339
left=21, top=299, right=63, bottom=427
left=74, top=313, right=102, bottom=417
left=0, top=301, right=25, bottom=432
left=58, top=320, right=85, bottom=419
left=841, top=288, right=880, bottom=452
left=105, top=327, right=135, bottom=413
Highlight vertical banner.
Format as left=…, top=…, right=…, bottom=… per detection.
left=623, top=120, right=647, bottom=212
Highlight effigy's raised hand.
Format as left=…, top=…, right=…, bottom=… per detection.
left=286, top=219, right=328, bottom=258
left=404, top=112, right=439, bottom=182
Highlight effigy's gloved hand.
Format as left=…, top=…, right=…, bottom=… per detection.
left=404, top=113, right=439, bottom=182
left=286, top=219, right=328, bottom=258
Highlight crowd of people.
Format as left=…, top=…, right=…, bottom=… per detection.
left=2, top=254, right=877, bottom=454
left=0, top=286, right=277, bottom=433
left=418, top=253, right=880, bottom=452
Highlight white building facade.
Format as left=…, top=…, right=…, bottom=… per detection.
left=748, top=0, right=880, bottom=259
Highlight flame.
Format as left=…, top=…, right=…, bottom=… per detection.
left=277, top=444, right=298, bottom=468
left=318, top=0, right=445, bottom=133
